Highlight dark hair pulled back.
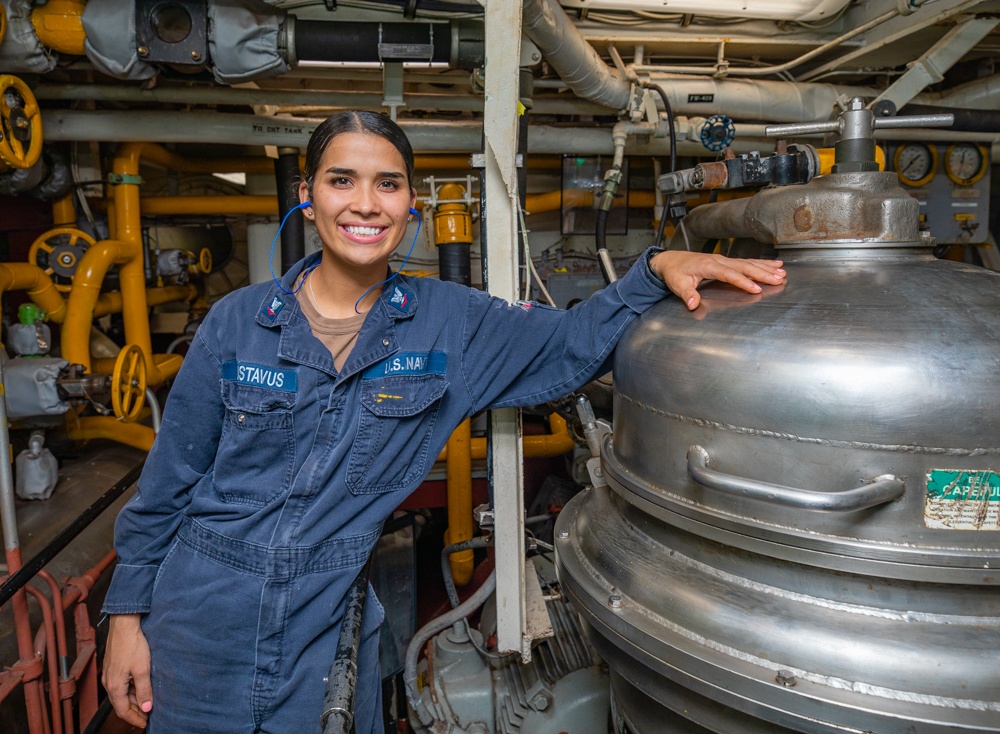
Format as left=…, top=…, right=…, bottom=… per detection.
left=303, top=111, right=415, bottom=196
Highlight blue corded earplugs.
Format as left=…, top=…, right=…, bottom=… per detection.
left=270, top=203, right=316, bottom=295
left=409, top=207, right=419, bottom=217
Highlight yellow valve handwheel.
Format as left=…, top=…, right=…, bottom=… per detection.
left=112, top=345, right=147, bottom=423
left=29, top=227, right=96, bottom=292
left=198, top=247, right=213, bottom=274
left=0, top=75, right=43, bottom=169
left=0, top=4, right=8, bottom=45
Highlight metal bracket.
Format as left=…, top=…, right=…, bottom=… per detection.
left=382, top=62, right=405, bottom=122
left=107, top=173, right=144, bottom=186
left=470, top=153, right=524, bottom=169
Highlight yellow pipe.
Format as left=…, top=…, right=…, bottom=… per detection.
left=112, top=142, right=175, bottom=385
left=92, top=353, right=183, bottom=380
left=437, top=413, right=575, bottom=463
left=526, top=189, right=657, bottom=214
left=445, top=419, right=475, bottom=586
left=141, top=196, right=279, bottom=216
left=30, top=0, right=86, bottom=56
left=0, top=263, right=67, bottom=326
left=92, top=284, right=198, bottom=318
left=140, top=144, right=280, bottom=175
left=62, top=239, right=131, bottom=373
left=51, top=192, right=76, bottom=227
left=65, top=416, right=155, bottom=452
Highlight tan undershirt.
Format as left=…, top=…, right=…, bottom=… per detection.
left=297, top=281, right=366, bottom=372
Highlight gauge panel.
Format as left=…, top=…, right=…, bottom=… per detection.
left=892, top=142, right=991, bottom=245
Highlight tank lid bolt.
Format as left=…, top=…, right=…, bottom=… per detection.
left=608, top=591, right=623, bottom=608
left=557, top=529, right=569, bottom=540
left=137, top=45, right=150, bottom=57
left=776, top=669, right=797, bottom=687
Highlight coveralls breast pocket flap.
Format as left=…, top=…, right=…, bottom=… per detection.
left=215, top=375, right=297, bottom=506
left=347, top=373, right=448, bottom=495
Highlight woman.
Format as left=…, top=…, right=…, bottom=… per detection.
left=102, top=111, right=785, bottom=733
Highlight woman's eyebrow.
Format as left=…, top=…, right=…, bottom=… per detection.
left=325, top=167, right=404, bottom=179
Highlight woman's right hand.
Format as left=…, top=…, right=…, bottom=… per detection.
left=102, top=614, right=153, bottom=728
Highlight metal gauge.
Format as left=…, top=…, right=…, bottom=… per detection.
left=944, top=143, right=988, bottom=186
left=893, top=143, right=937, bottom=187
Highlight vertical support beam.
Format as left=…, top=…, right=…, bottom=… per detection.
left=482, top=0, right=530, bottom=661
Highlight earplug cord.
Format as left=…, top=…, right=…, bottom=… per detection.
left=270, top=202, right=317, bottom=296
left=269, top=203, right=422, bottom=313
left=353, top=208, right=422, bottom=314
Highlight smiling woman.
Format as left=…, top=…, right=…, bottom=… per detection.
left=99, top=110, right=785, bottom=734
left=296, top=114, right=419, bottom=319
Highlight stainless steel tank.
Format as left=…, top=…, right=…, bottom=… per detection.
left=554, top=110, right=1000, bottom=733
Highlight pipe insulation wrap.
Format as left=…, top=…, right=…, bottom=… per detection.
left=208, top=0, right=288, bottom=84
left=81, top=0, right=156, bottom=80
left=0, top=0, right=57, bottom=73
left=522, top=0, right=632, bottom=111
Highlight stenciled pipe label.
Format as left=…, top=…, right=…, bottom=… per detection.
left=925, top=469, right=1000, bottom=531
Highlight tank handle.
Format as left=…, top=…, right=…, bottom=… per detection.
left=686, top=446, right=904, bottom=512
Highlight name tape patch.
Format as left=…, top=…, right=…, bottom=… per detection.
left=223, top=360, right=297, bottom=392
left=364, top=351, right=446, bottom=378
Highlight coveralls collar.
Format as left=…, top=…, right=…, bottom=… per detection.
left=255, top=253, right=420, bottom=380
left=255, top=253, right=419, bottom=329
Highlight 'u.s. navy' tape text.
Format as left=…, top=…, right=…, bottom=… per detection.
left=223, top=360, right=298, bottom=392
left=363, top=351, right=446, bottom=378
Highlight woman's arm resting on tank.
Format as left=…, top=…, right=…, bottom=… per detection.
left=649, top=251, right=786, bottom=310
left=103, top=614, right=153, bottom=728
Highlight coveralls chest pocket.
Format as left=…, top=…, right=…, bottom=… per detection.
left=347, top=374, right=448, bottom=495
left=215, top=380, right=296, bottom=506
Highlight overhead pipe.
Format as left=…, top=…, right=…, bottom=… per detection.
left=632, top=9, right=900, bottom=79
left=42, top=110, right=780, bottom=155
left=934, top=72, right=1000, bottom=110
left=522, top=0, right=632, bottom=111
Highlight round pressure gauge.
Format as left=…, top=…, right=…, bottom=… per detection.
left=893, top=143, right=937, bottom=187
left=944, top=143, right=988, bottom=186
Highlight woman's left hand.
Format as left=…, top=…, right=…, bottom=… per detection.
left=649, top=251, right=786, bottom=311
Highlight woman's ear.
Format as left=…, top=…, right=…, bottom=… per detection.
left=298, top=182, right=313, bottom=217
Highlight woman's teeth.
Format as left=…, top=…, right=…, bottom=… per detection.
left=345, top=226, right=384, bottom=236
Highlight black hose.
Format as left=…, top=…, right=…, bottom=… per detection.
left=595, top=208, right=616, bottom=285
left=0, top=462, right=145, bottom=609
left=81, top=697, right=114, bottom=734
left=441, top=536, right=494, bottom=609
left=899, top=103, right=1000, bottom=133
left=644, top=83, right=678, bottom=251
left=321, top=558, right=373, bottom=734
left=275, top=151, right=304, bottom=272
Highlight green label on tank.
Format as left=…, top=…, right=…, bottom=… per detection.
left=925, top=469, right=1000, bottom=531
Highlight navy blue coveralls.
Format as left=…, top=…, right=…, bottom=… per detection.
left=102, top=248, right=671, bottom=733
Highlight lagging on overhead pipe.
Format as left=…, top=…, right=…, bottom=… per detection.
left=78, top=0, right=485, bottom=84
